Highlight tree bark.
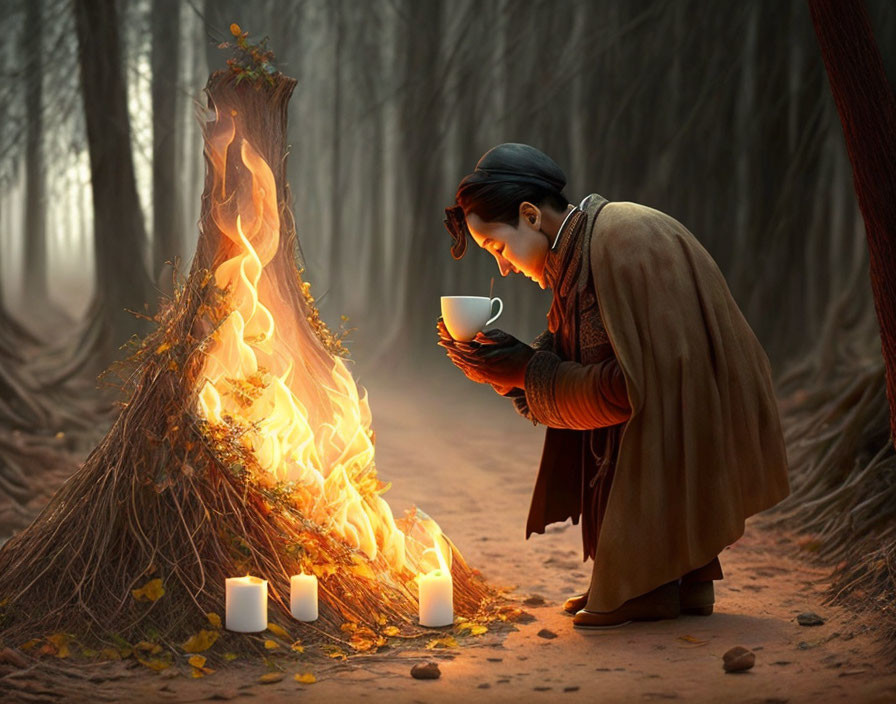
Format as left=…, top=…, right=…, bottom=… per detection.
left=73, top=0, right=154, bottom=370
left=808, top=0, right=896, bottom=447
left=151, top=0, right=182, bottom=280
left=22, top=0, right=47, bottom=303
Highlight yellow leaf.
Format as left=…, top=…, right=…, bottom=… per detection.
left=135, top=640, right=162, bottom=654
left=267, top=623, right=289, bottom=639
left=678, top=634, right=707, bottom=644
left=21, top=639, right=39, bottom=651
left=206, top=612, right=222, bottom=629
left=425, top=635, right=458, bottom=649
left=132, top=578, right=165, bottom=603
left=382, top=626, right=400, bottom=637
left=294, top=672, right=316, bottom=684
left=99, top=648, right=121, bottom=660
left=264, top=640, right=279, bottom=650
left=46, top=633, right=70, bottom=658
left=182, top=629, right=219, bottom=653
left=223, top=652, right=238, bottom=662
left=191, top=667, right=206, bottom=678
left=188, top=655, right=206, bottom=668
left=155, top=342, right=171, bottom=355
left=290, top=642, right=304, bottom=653
left=321, top=644, right=347, bottom=660
left=138, top=657, right=171, bottom=672
left=467, top=624, right=488, bottom=636
left=258, top=672, right=284, bottom=684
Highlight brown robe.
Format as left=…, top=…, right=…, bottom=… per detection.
left=514, top=195, right=790, bottom=611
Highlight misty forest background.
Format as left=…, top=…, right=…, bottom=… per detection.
left=0, top=0, right=895, bottom=642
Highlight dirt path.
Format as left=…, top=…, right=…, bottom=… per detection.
left=2, top=366, right=895, bottom=702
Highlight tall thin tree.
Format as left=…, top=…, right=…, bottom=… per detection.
left=808, top=0, right=896, bottom=446
left=73, top=0, right=154, bottom=373
left=22, top=0, right=46, bottom=304
left=151, top=0, right=182, bottom=283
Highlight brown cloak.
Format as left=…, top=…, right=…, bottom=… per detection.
left=521, top=197, right=790, bottom=611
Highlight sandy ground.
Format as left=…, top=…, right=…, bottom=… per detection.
left=2, top=364, right=896, bottom=703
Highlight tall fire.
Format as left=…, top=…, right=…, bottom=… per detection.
left=0, top=64, right=502, bottom=658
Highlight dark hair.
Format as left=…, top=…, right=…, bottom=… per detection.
left=444, top=143, right=569, bottom=259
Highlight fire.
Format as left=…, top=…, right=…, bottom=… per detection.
left=196, top=109, right=449, bottom=579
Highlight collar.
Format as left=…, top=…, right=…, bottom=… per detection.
left=543, top=195, right=592, bottom=291
left=551, top=195, right=592, bottom=251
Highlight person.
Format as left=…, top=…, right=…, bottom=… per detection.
left=439, top=143, right=790, bottom=628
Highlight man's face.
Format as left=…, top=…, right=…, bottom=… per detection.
left=466, top=209, right=550, bottom=289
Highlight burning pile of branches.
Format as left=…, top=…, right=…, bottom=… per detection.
left=0, top=60, right=505, bottom=664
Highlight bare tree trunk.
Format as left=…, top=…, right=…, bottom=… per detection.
left=73, top=0, right=153, bottom=372
left=22, top=0, right=47, bottom=304
left=151, top=0, right=182, bottom=281
left=808, top=0, right=896, bottom=447
left=328, top=1, right=344, bottom=313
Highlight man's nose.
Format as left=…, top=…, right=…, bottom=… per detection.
left=497, top=256, right=512, bottom=277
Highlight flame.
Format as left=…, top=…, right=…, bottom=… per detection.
left=196, top=109, right=448, bottom=581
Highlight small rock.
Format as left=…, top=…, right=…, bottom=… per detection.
left=723, top=646, right=755, bottom=673
left=524, top=594, right=546, bottom=607
left=477, top=683, right=491, bottom=689
left=797, top=612, right=825, bottom=627
left=537, top=629, right=557, bottom=640
left=487, top=657, right=503, bottom=662
left=564, top=686, right=580, bottom=692
left=410, top=662, right=441, bottom=680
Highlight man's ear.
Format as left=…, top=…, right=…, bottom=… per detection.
left=519, top=201, right=541, bottom=230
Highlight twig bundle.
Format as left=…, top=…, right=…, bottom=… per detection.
left=0, top=70, right=501, bottom=656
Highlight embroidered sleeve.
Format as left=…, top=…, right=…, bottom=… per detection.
left=523, top=350, right=631, bottom=430
left=504, top=330, right=556, bottom=424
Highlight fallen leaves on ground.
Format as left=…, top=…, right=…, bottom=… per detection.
left=294, top=672, right=316, bottom=684
left=132, top=578, right=165, bottom=603
left=267, top=623, right=290, bottom=639
left=457, top=622, right=488, bottom=636
left=182, top=629, right=220, bottom=653
left=258, top=672, right=284, bottom=684
left=321, top=644, right=348, bottom=660
left=264, top=640, right=279, bottom=650
left=425, top=635, right=458, bottom=649
left=206, top=612, right=222, bottom=629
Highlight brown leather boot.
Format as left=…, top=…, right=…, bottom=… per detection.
left=573, top=581, right=680, bottom=629
left=680, top=580, right=714, bottom=615
left=563, top=592, right=589, bottom=615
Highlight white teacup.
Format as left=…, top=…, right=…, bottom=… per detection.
left=440, top=296, right=503, bottom=342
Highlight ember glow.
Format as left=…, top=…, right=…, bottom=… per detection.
left=196, top=109, right=450, bottom=581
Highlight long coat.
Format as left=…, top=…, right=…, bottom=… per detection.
left=517, top=195, right=791, bottom=611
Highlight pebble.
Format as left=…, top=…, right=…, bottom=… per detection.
left=797, top=612, right=825, bottom=626
left=723, top=646, right=756, bottom=673
left=524, top=594, right=546, bottom=607
left=564, top=686, right=580, bottom=692
left=537, top=629, right=558, bottom=640
left=410, top=662, right=441, bottom=680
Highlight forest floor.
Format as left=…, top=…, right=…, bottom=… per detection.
left=1, top=364, right=895, bottom=703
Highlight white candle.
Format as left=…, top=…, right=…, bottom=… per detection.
left=225, top=576, right=267, bottom=632
left=418, top=567, right=453, bottom=627
left=290, top=573, right=318, bottom=621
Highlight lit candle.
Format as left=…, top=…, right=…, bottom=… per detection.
left=418, top=567, right=453, bottom=627
left=225, top=576, right=267, bottom=632
left=290, top=573, right=318, bottom=621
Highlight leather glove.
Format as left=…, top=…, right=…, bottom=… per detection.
left=436, top=319, right=535, bottom=390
